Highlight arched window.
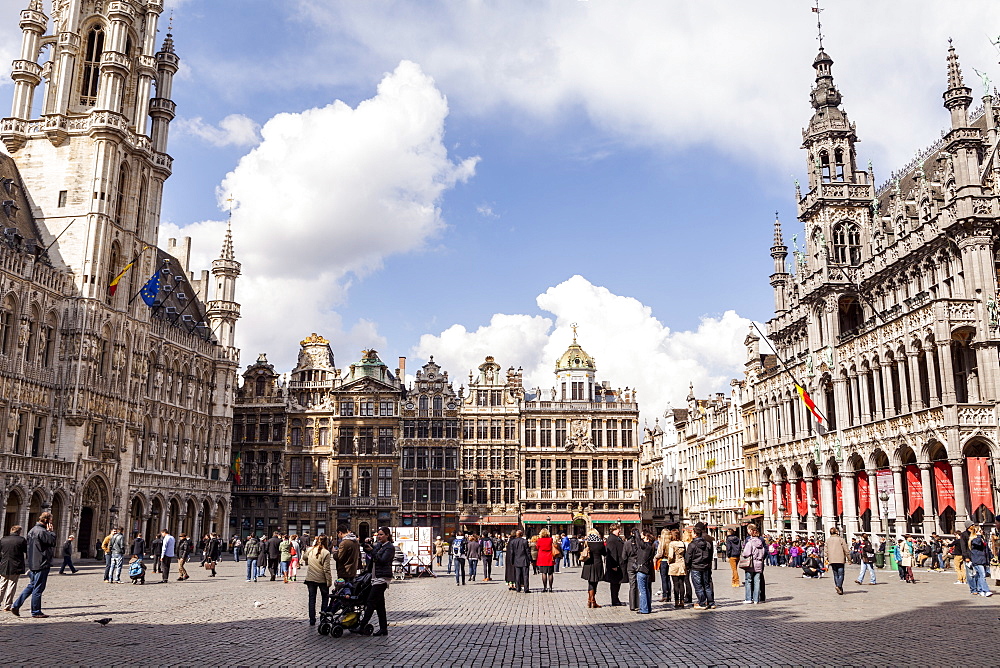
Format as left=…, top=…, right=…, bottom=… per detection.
left=106, top=241, right=121, bottom=304
left=114, top=163, right=129, bottom=226
left=80, top=26, right=104, bottom=106
left=820, top=151, right=831, bottom=183
left=0, top=296, right=13, bottom=355
left=40, top=312, right=56, bottom=367
left=832, top=222, right=861, bottom=265
left=136, top=176, right=147, bottom=233
left=24, top=305, right=39, bottom=364
left=834, top=148, right=845, bottom=181
left=255, top=377, right=265, bottom=397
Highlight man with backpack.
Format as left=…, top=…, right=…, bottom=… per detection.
left=481, top=534, right=494, bottom=581
left=451, top=531, right=468, bottom=585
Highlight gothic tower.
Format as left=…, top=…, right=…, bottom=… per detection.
left=1, top=0, right=173, bottom=303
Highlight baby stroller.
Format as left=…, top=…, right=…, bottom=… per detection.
left=318, top=572, right=375, bottom=638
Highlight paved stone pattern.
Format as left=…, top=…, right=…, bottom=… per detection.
left=0, top=557, right=996, bottom=666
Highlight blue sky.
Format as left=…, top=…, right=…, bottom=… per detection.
left=0, top=1, right=996, bottom=417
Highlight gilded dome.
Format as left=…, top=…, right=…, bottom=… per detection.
left=556, top=340, right=595, bottom=372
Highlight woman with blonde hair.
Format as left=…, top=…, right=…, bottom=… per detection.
left=967, top=524, right=994, bottom=597
left=299, top=535, right=332, bottom=626
left=536, top=529, right=555, bottom=592
left=654, top=528, right=672, bottom=602
left=665, top=529, right=688, bottom=609
left=680, top=526, right=695, bottom=605
left=529, top=535, right=540, bottom=575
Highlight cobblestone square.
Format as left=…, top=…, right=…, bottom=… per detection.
left=0, top=557, right=995, bottom=667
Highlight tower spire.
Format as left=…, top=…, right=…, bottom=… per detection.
left=812, top=0, right=824, bottom=49
left=944, top=39, right=973, bottom=129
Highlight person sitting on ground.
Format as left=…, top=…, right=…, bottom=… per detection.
left=801, top=549, right=822, bottom=579
left=128, top=554, right=146, bottom=585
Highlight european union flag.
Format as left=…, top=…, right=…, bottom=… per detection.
left=140, top=271, right=161, bottom=307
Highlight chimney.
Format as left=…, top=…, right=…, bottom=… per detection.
left=398, top=356, right=406, bottom=383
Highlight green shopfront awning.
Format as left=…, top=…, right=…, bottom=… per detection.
left=591, top=512, right=641, bottom=524
left=521, top=512, right=572, bottom=524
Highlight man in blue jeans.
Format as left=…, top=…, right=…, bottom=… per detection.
left=561, top=534, right=571, bottom=567
left=686, top=525, right=715, bottom=609
left=855, top=534, right=877, bottom=585
left=11, top=511, right=56, bottom=618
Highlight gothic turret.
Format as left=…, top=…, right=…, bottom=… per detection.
left=151, top=27, right=178, bottom=154
left=944, top=40, right=973, bottom=130
left=802, top=48, right=861, bottom=190
left=207, top=224, right=241, bottom=352
left=942, top=41, right=982, bottom=193
left=769, top=213, right=789, bottom=313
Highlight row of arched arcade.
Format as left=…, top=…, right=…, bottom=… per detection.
left=1, top=473, right=229, bottom=558
left=761, top=438, right=997, bottom=540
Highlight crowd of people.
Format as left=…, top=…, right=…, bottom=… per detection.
left=2, top=511, right=998, bottom=627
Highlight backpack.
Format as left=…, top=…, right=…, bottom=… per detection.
left=482, top=539, right=493, bottom=556
left=128, top=560, right=144, bottom=577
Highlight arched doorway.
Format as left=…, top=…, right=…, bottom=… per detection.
left=28, top=490, right=43, bottom=527
left=168, top=498, right=181, bottom=536
left=201, top=499, right=212, bottom=539
left=185, top=499, right=197, bottom=538
left=964, top=440, right=995, bottom=524
left=358, top=522, right=370, bottom=542
left=129, top=496, right=145, bottom=537
left=79, top=476, right=110, bottom=559
left=148, top=497, right=164, bottom=540
left=3, top=490, right=23, bottom=535
left=51, top=493, right=65, bottom=544
left=214, top=499, right=226, bottom=536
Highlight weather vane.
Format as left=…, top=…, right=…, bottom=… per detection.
left=812, top=0, right=824, bottom=49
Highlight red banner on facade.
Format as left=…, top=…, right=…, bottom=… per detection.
left=932, top=461, right=956, bottom=512
left=796, top=479, right=808, bottom=516
left=782, top=481, right=791, bottom=515
left=905, top=465, right=923, bottom=511
left=835, top=475, right=843, bottom=516
left=856, top=471, right=870, bottom=514
left=968, top=457, right=995, bottom=513
left=813, top=478, right=822, bottom=516
left=772, top=482, right=778, bottom=515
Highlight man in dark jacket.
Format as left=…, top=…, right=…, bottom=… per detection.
left=131, top=532, right=146, bottom=561
left=59, top=535, right=78, bottom=574
left=204, top=533, right=222, bottom=577
left=507, top=530, right=531, bottom=593
left=685, top=525, right=715, bottom=609
left=176, top=533, right=193, bottom=581
left=603, top=525, right=626, bottom=606
left=333, top=525, right=361, bottom=581
left=266, top=532, right=282, bottom=581
left=725, top=529, right=742, bottom=587
left=11, top=512, right=57, bottom=618
left=0, top=525, right=28, bottom=611
left=150, top=534, right=163, bottom=573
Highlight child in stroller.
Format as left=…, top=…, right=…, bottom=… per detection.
left=318, top=572, right=375, bottom=637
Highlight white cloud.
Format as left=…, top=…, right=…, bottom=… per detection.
left=293, top=0, right=999, bottom=176
left=413, top=275, right=752, bottom=418
left=476, top=203, right=499, bottom=219
left=176, top=113, right=260, bottom=147
left=162, top=60, right=477, bottom=370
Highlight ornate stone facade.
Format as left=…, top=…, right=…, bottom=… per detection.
left=0, top=1, right=239, bottom=556
left=400, top=358, right=460, bottom=536
left=518, top=333, right=641, bottom=535
left=750, top=40, right=1000, bottom=542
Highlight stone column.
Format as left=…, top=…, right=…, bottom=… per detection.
left=872, top=367, right=885, bottom=421
left=859, top=370, right=872, bottom=424
left=866, top=468, right=881, bottom=535
left=952, top=458, right=969, bottom=526
left=833, top=376, right=849, bottom=429
left=937, top=341, right=957, bottom=404
left=918, top=463, right=936, bottom=537
left=896, top=356, right=911, bottom=414
left=908, top=352, right=925, bottom=410
left=788, top=476, right=800, bottom=539
left=926, top=348, right=941, bottom=406
left=881, top=362, right=896, bottom=417
left=805, top=476, right=817, bottom=536
left=762, top=481, right=773, bottom=534
left=891, top=466, right=906, bottom=538
left=849, top=373, right=862, bottom=427
left=820, top=473, right=837, bottom=534
left=842, top=471, right=859, bottom=539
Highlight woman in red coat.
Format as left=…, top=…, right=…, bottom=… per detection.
left=536, top=529, right=555, bottom=592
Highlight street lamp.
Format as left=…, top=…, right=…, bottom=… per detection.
left=546, top=515, right=551, bottom=534
left=810, top=499, right=819, bottom=534
left=878, top=491, right=891, bottom=569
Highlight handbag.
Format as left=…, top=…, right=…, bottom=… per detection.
left=580, top=543, right=591, bottom=562
left=204, top=561, right=216, bottom=570
left=737, top=556, right=752, bottom=570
